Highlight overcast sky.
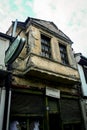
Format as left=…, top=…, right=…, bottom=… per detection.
left=0, top=0, right=87, bottom=56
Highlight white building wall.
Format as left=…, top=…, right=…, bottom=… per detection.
left=76, top=54, right=87, bottom=130
left=0, top=37, right=9, bottom=130
left=0, top=38, right=9, bottom=69
left=78, top=64, right=87, bottom=96
left=0, top=87, right=6, bottom=130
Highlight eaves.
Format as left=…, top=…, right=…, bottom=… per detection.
left=79, top=56, right=87, bottom=66
left=0, top=32, right=13, bottom=41
left=30, top=21, right=73, bottom=44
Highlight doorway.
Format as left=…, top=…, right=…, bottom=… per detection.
left=49, top=113, right=60, bottom=130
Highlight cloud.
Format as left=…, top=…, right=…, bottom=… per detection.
left=14, top=0, right=22, bottom=6
left=25, top=1, right=33, bottom=8
left=72, top=28, right=87, bottom=56
left=0, top=0, right=87, bottom=56
left=0, top=0, right=25, bottom=32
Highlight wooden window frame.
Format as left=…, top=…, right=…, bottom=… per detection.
left=41, top=34, right=51, bottom=59
left=59, top=43, right=69, bottom=65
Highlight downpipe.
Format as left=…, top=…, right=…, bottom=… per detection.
left=3, top=65, right=12, bottom=130
left=6, top=89, right=11, bottom=130
left=0, top=87, right=6, bottom=130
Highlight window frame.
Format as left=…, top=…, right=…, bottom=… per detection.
left=59, top=43, right=69, bottom=65
left=41, top=34, right=51, bottom=59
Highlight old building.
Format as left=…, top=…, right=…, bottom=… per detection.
left=6, top=17, right=84, bottom=130
left=0, top=32, right=12, bottom=130
left=75, top=53, right=87, bottom=130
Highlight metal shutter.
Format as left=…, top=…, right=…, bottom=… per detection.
left=60, top=98, right=82, bottom=123
left=11, top=92, right=44, bottom=115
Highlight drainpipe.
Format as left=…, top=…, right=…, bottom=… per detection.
left=12, top=19, right=18, bottom=37
left=6, top=19, right=18, bottom=130
left=3, top=67, right=12, bottom=130
left=6, top=88, right=12, bottom=130
left=0, top=87, right=6, bottom=130
left=3, top=19, right=18, bottom=130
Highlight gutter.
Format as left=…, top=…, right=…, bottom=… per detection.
left=0, top=32, right=13, bottom=41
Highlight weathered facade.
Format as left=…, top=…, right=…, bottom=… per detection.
left=6, top=17, right=84, bottom=130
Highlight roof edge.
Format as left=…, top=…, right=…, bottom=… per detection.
left=0, top=32, right=13, bottom=41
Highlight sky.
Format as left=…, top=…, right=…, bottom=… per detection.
left=0, top=0, right=87, bottom=56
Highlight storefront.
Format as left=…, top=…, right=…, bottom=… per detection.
left=9, top=87, right=83, bottom=130
left=10, top=88, right=44, bottom=130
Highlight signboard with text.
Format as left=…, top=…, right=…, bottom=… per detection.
left=46, top=87, right=60, bottom=99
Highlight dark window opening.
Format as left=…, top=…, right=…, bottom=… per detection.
left=83, top=65, right=87, bottom=83
left=26, top=33, right=30, bottom=54
left=41, top=34, right=51, bottom=58
left=59, top=43, right=69, bottom=65
left=49, top=113, right=61, bottom=130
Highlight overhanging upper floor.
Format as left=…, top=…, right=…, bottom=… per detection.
left=13, top=53, right=80, bottom=85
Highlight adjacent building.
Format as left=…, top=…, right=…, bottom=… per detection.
left=5, top=17, right=84, bottom=130
left=75, top=53, right=87, bottom=130
left=0, top=32, right=12, bottom=130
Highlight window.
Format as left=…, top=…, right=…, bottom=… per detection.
left=83, top=65, right=87, bottom=83
left=41, top=34, right=51, bottom=58
left=59, top=43, right=69, bottom=65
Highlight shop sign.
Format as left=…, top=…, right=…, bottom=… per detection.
left=46, top=87, right=60, bottom=99
left=5, top=36, right=25, bottom=64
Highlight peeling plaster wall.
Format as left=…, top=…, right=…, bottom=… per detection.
left=30, top=54, right=79, bottom=79
left=13, top=25, right=77, bottom=69
left=12, top=76, right=78, bottom=95
left=11, top=23, right=80, bottom=92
